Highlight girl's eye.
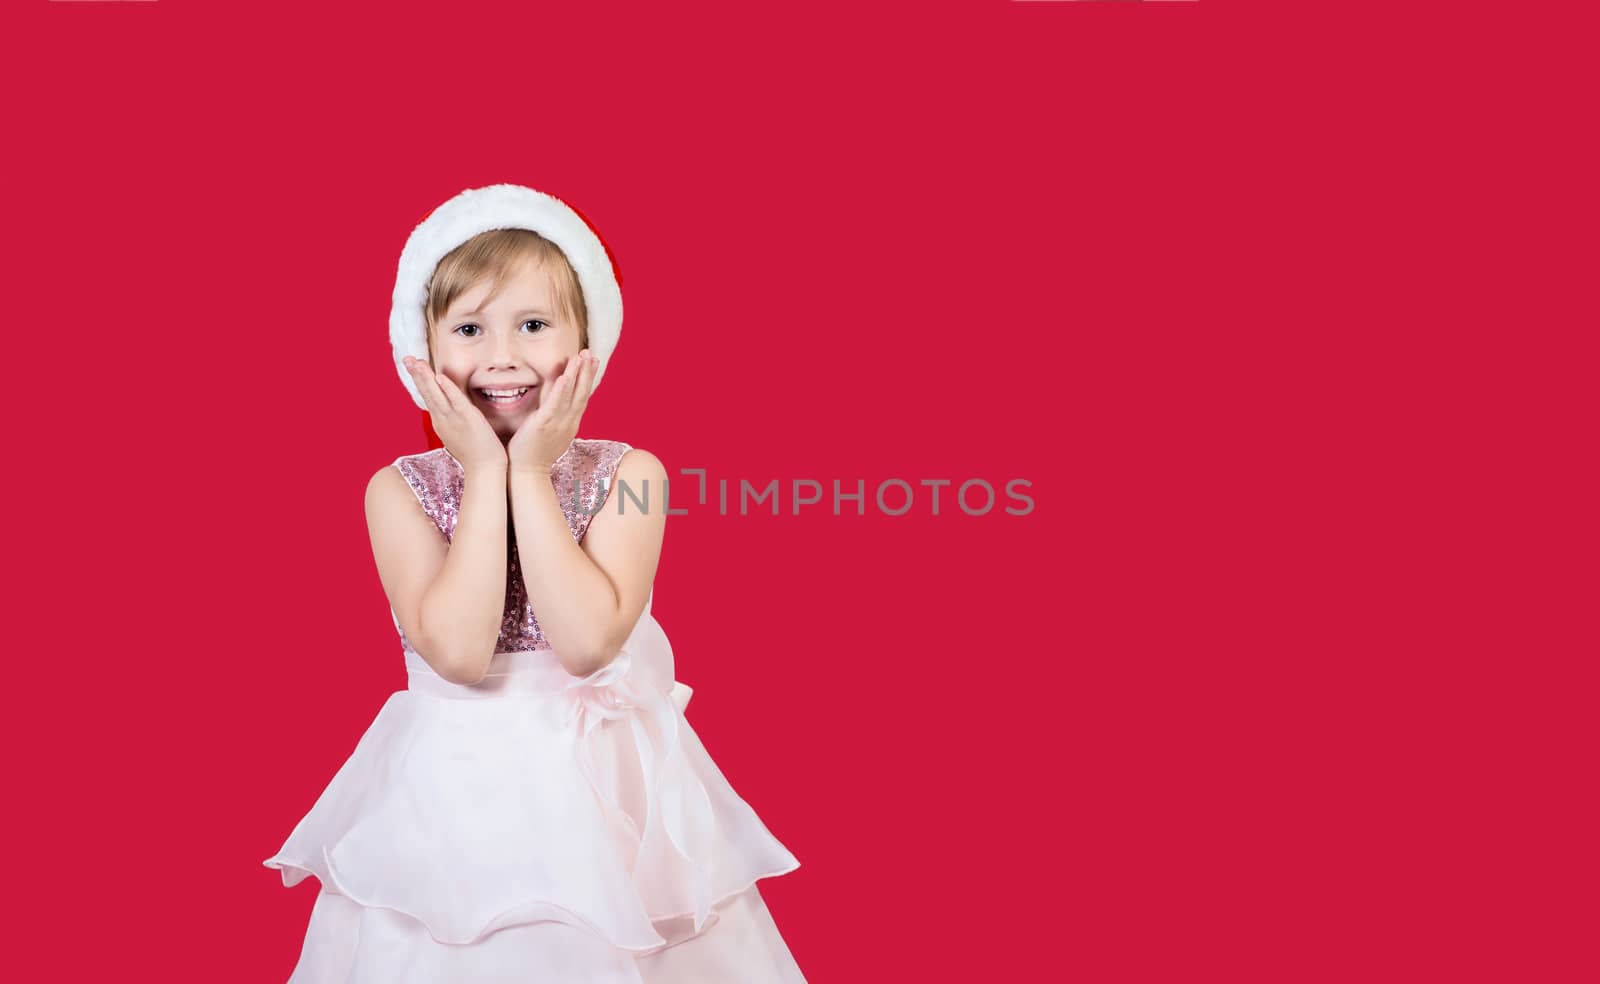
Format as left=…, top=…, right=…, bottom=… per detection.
left=450, top=320, right=547, bottom=337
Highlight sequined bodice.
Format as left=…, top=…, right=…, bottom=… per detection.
left=389, top=438, right=634, bottom=655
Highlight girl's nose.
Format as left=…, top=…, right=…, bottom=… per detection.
left=488, top=331, right=518, bottom=365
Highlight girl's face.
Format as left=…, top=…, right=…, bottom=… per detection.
left=429, top=256, right=584, bottom=443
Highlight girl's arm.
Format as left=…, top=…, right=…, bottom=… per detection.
left=509, top=449, right=669, bottom=677
left=367, top=463, right=509, bottom=685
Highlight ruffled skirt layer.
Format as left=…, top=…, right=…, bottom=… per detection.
left=287, top=881, right=803, bottom=983
left=263, top=609, right=804, bottom=981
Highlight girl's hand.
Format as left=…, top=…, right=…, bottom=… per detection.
left=404, top=357, right=508, bottom=474
left=507, top=349, right=597, bottom=473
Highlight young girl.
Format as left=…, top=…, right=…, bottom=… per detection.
left=263, top=183, right=806, bottom=982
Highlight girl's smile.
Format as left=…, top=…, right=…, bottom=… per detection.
left=474, top=384, right=538, bottom=413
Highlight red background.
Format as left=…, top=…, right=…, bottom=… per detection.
left=5, top=2, right=1591, bottom=981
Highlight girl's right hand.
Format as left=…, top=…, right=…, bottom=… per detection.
left=405, top=357, right=507, bottom=474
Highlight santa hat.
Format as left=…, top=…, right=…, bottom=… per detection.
left=389, top=183, right=623, bottom=412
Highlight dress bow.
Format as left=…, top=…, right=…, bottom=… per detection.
left=560, top=647, right=718, bottom=932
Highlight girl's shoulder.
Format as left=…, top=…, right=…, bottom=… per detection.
left=392, top=446, right=455, bottom=470
left=391, top=446, right=460, bottom=495
left=551, top=438, right=641, bottom=497
left=558, top=436, right=634, bottom=468
left=384, top=448, right=462, bottom=541
left=573, top=441, right=667, bottom=516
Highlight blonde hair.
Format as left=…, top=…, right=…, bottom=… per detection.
left=423, top=228, right=588, bottom=366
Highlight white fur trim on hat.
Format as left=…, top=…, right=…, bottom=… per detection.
left=389, top=183, right=622, bottom=410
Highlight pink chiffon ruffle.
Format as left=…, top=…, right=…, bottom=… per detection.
left=264, top=599, right=804, bottom=980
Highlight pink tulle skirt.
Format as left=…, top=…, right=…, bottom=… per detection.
left=263, top=606, right=805, bottom=982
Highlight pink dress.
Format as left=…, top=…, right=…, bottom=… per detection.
left=263, top=438, right=806, bottom=982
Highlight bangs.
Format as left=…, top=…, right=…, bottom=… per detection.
left=424, top=228, right=588, bottom=359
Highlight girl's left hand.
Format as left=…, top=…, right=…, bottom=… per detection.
left=507, top=349, right=598, bottom=473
